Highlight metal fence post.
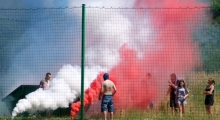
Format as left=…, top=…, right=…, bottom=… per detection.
left=80, top=4, right=86, bottom=120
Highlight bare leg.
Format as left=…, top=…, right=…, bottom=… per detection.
left=103, top=111, right=107, bottom=120
left=110, top=112, right=114, bottom=120
left=177, top=103, right=182, bottom=118
left=171, top=107, right=175, bottom=115
left=208, top=105, right=213, bottom=117
left=205, top=105, right=213, bottom=118
left=175, top=107, right=178, bottom=114
left=205, top=105, right=209, bottom=114
left=182, top=104, right=185, bottom=114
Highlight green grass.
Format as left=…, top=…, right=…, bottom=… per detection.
left=0, top=110, right=217, bottom=120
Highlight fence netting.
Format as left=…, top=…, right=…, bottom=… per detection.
left=0, top=7, right=220, bottom=119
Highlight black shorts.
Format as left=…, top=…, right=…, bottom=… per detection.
left=205, top=98, right=214, bottom=106
left=170, top=99, right=178, bottom=108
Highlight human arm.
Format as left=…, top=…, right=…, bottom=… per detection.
left=112, top=84, right=117, bottom=96
left=183, top=94, right=189, bottom=99
left=42, top=84, right=46, bottom=90
left=203, top=85, right=214, bottom=95
left=183, top=89, right=189, bottom=99
left=176, top=87, right=179, bottom=98
left=39, top=81, right=43, bottom=88
left=40, top=81, right=46, bottom=90
left=99, top=83, right=103, bottom=100
left=166, top=86, right=171, bottom=98
left=168, top=80, right=177, bottom=89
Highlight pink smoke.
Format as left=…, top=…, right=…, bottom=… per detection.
left=70, top=0, right=207, bottom=118
left=70, top=73, right=104, bottom=118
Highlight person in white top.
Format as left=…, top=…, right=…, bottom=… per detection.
left=176, top=80, right=189, bottom=118
left=40, top=73, right=51, bottom=90
left=37, top=72, right=51, bottom=117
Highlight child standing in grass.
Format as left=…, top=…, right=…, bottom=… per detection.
left=203, top=78, right=215, bottom=117
left=176, top=80, right=189, bottom=118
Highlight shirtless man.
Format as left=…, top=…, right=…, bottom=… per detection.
left=99, top=73, right=117, bottom=120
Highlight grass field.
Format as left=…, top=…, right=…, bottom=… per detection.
left=1, top=71, right=220, bottom=120
left=0, top=110, right=218, bottom=120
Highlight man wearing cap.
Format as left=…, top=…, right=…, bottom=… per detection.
left=99, top=73, right=117, bottom=120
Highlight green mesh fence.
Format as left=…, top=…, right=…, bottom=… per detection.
left=0, top=7, right=220, bottom=120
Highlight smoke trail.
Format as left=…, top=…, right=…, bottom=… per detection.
left=110, top=0, right=208, bottom=110
left=11, top=3, right=132, bottom=117
left=5, top=0, right=208, bottom=118
left=70, top=7, right=135, bottom=118
left=11, top=64, right=106, bottom=117
left=70, top=0, right=208, bottom=118
left=70, top=72, right=104, bottom=117
left=109, top=0, right=207, bottom=109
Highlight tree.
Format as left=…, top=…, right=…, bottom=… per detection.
left=211, top=0, right=220, bottom=24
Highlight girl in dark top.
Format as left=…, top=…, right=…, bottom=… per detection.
left=203, top=78, right=215, bottom=117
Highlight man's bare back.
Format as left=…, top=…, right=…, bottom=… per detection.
left=99, top=73, right=116, bottom=120
left=102, top=80, right=117, bottom=95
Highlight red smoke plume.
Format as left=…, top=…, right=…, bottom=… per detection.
left=109, top=44, right=157, bottom=109
left=134, top=0, right=206, bottom=8
left=70, top=73, right=104, bottom=118
left=70, top=0, right=207, bottom=118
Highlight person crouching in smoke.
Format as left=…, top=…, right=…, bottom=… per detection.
left=99, top=73, right=117, bottom=120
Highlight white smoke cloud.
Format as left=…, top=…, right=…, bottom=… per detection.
left=85, top=9, right=132, bottom=68
left=9, top=2, right=153, bottom=117
left=12, top=64, right=106, bottom=117
left=69, top=0, right=135, bottom=8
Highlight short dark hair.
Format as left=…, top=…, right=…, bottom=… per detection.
left=46, top=72, right=51, bottom=76
left=103, top=73, right=109, bottom=80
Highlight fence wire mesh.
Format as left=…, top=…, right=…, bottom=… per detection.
left=0, top=7, right=220, bottom=120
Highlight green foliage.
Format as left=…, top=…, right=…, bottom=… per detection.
left=194, top=25, right=220, bottom=73
left=192, top=1, right=220, bottom=72
left=211, top=0, right=220, bottom=24
left=201, top=28, right=220, bottom=72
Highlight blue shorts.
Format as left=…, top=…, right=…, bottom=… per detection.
left=177, top=98, right=186, bottom=104
left=101, top=95, right=114, bottom=112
